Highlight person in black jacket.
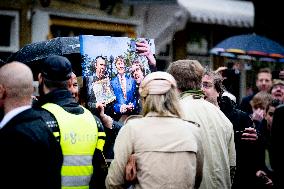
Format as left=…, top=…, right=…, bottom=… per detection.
left=0, top=62, right=63, bottom=189
left=239, top=68, right=273, bottom=115
left=202, top=69, right=262, bottom=189
left=271, top=104, right=284, bottom=189
left=219, top=96, right=264, bottom=189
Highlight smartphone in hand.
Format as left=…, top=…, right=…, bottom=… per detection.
left=130, top=39, right=136, bottom=52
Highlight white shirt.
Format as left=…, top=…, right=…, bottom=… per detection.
left=118, top=74, right=127, bottom=99
left=118, top=74, right=126, bottom=85
left=0, top=105, right=31, bottom=129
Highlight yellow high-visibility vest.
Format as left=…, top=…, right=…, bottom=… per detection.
left=42, top=103, right=105, bottom=189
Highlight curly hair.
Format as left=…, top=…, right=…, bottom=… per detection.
left=114, top=55, right=125, bottom=65
left=131, top=59, right=144, bottom=74
left=203, top=68, right=225, bottom=95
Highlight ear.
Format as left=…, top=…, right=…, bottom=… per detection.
left=67, top=78, right=73, bottom=89
left=38, top=73, right=43, bottom=83
left=0, top=84, right=6, bottom=100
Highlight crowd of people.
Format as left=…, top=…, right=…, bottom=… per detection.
left=0, top=43, right=284, bottom=189
left=200, top=65, right=284, bottom=189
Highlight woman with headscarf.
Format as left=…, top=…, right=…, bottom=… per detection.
left=105, top=71, right=204, bottom=189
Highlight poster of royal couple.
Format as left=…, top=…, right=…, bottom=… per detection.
left=80, top=35, right=155, bottom=121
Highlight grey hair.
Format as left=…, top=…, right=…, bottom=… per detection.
left=203, top=68, right=225, bottom=95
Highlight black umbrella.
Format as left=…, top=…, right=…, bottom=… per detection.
left=8, top=37, right=80, bottom=63
left=7, top=36, right=81, bottom=77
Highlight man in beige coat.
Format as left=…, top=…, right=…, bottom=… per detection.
left=106, top=72, right=204, bottom=189
left=167, top=60, right=236, bottom=189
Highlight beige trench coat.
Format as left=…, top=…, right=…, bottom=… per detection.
left=180, top=94, right=236, bottom=189
left=105, top=112, right=204, bottom=189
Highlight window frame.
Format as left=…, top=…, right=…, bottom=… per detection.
left=0, top=10, right=19, bottom=52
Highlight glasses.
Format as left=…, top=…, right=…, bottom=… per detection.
left=268, top=112, right=274, bottom=116
left=201, top=82, right=214, bottom=89
left=273, top=85, right=284, bottom=90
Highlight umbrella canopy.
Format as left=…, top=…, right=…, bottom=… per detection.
left=8, top=37, right=80, bottom=63
left=210, top=34, right=284, bottom=60
left=7, top=36, right=81, bottom=77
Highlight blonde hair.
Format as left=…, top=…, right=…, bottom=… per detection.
left=142, top=86, right=183, bottom=118
left=250, top=91, right=273, bottom=110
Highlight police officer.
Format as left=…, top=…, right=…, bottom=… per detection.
left=33, top=55, right=107, bottom=189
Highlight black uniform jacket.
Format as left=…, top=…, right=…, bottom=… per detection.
left=0, top=108, right=63, bottom=189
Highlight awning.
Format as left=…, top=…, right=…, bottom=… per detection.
left=177, top=0, right=254, bottom=28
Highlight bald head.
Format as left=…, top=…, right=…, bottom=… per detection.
left=0, top=61, right=34, bottom=102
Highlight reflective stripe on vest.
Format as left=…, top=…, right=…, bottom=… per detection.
left=97, top=131, right=106, bottom=151
left=42, top=103, right=103, bottom=189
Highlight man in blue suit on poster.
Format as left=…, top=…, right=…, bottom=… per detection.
left=111, top=56, right=139, bottom=117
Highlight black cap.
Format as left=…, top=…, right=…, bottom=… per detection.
left=41, top=55, right=72, bottom=81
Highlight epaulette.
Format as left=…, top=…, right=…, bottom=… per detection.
left=192, top=94, right=203, bottom=99
left=124, top=115, right=143, bottom=124
left=182, top=119, right=200, bottom=128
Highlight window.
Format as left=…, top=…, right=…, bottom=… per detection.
left=0, top=10, right=19, bottom=52
left=49, top=15, right=136, bottom=38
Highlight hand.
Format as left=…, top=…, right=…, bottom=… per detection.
left=136, top=40, right=156, bottom=67
left=98, top=103, right=113, bottom=129
left=241, top=127, right=258, bottom=141
left=251, top=108, right=265, bottom=121
left=96, top=102, right=106, bottom=110
left=100, top=114, right=113, bottom=129
left=31, top=95, right=38, bottom=102
left=99, top=105, right=113, bottom=129
left=120, top=104, right=128, bottom=113
left=127, top=103, right=134, bottom=111
left=215, top=66, right=228, bottom=73
left=256, top=170, right=273, bottom=187
left=125, top=154, right=137, bottom=182
left=215, top=66, right=228, bottom=79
